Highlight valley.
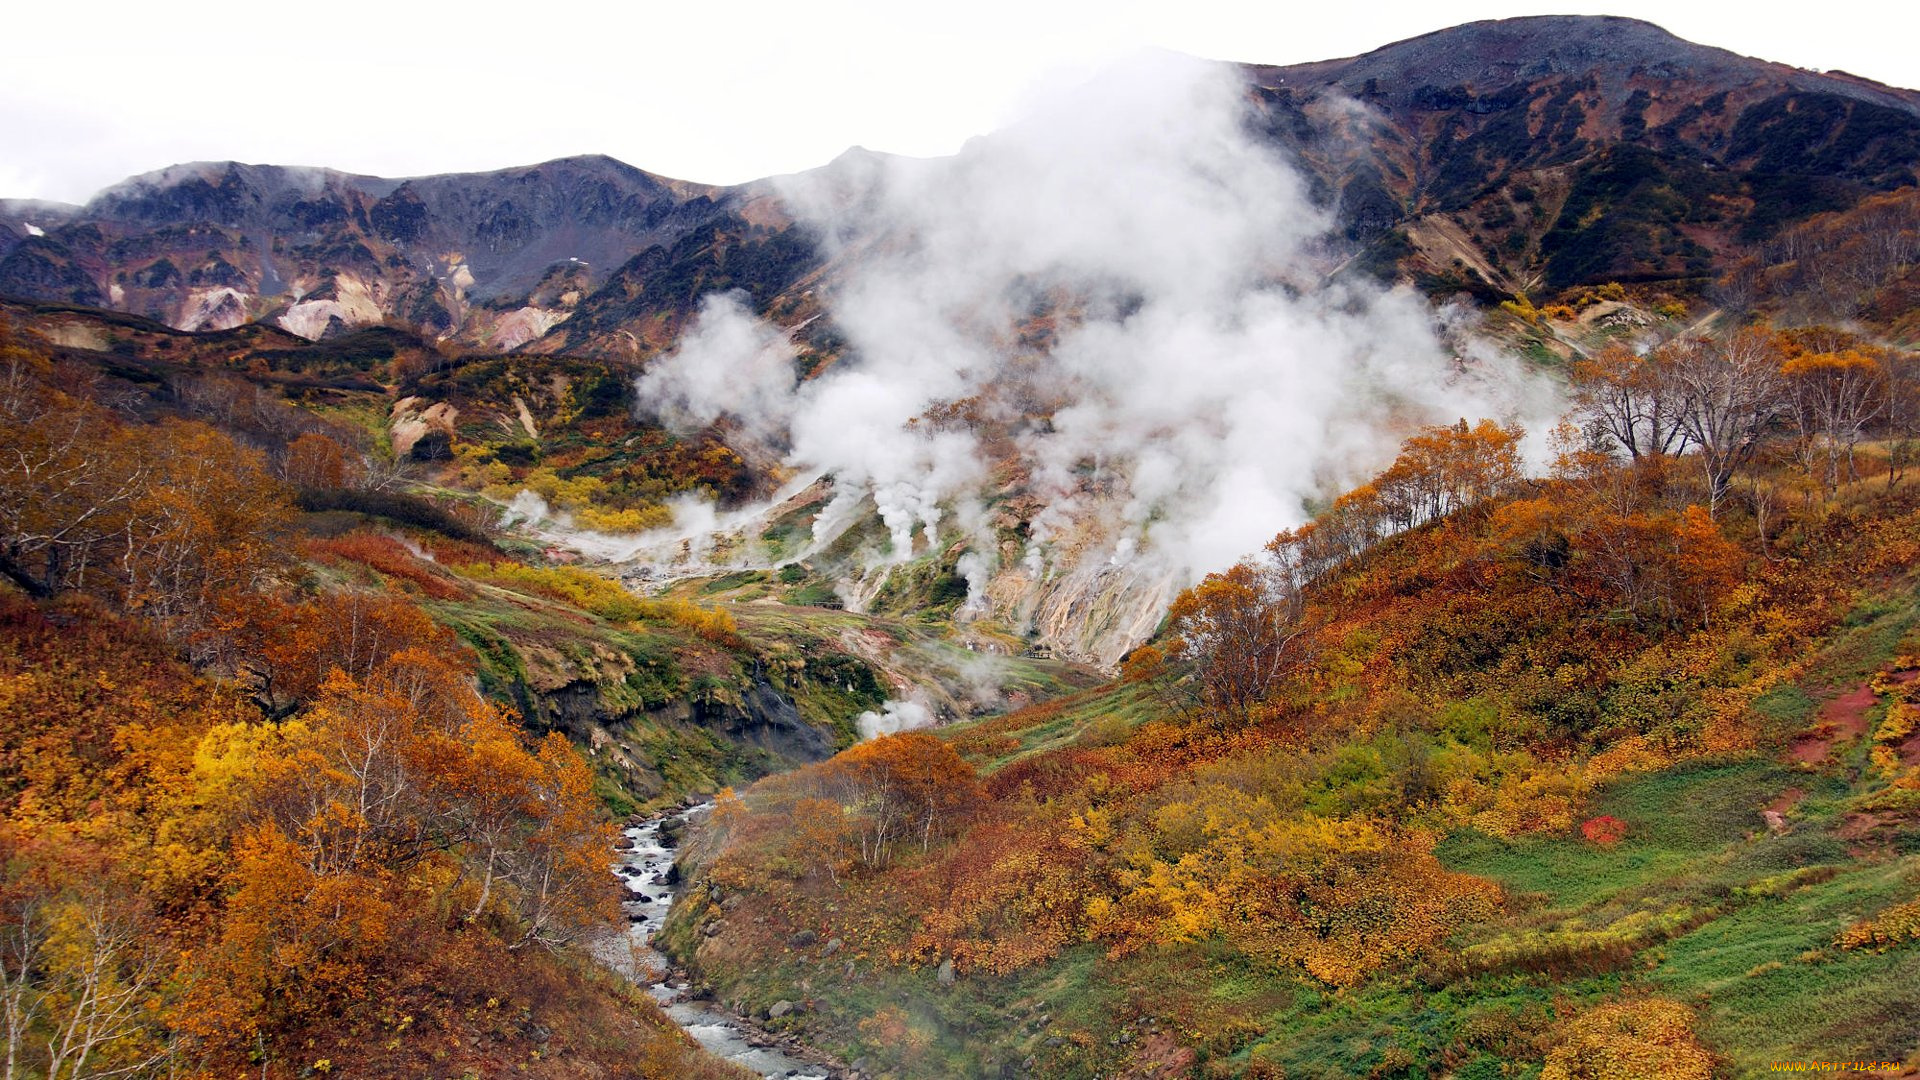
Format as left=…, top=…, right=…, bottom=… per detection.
left=2, top=12, right=1920, bottom=1080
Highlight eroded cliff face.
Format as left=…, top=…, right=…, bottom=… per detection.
left=457, top=608, right=864, bottom=813
left=998, top=558, right=1177, bottom=670
left=444, top=542, right=1101, bottom=811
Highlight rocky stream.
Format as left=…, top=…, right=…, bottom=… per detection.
left=605, top=806, right=838, bottom=1080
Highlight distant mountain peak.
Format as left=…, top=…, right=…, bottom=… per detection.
left=1250, top=13, right=1919, bottom=111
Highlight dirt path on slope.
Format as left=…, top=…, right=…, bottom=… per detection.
left=1788, top=683, right=1878, bottom=766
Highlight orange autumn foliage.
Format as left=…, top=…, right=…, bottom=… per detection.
left=281, top=431, right=365, bottom=492
left=1834, top=893, right=1920, bottom=952
left=906, top=814, right=1093, bottom=975
left=306, top=530, right=467, bottom=600
left=1167, top=560, right=1311, bottom=719
left=209, top=587, right=460, bottom=715
left=1168, top=419, right=1524, bottom=718
left=120, top=422, right=290, bottom=624
left=0, top=332, right=738, bottom=1078
left=822, top=733, right=983, bottom=866
left=2, top=590, right=624, bottom=1072
left=0, top=344, right=291, bottom=626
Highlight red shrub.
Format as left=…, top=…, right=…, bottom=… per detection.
left=1580, top=815, right=1629, bottom=847
left=306, top=531, right=466, bottom=600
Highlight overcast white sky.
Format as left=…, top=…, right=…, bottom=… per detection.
left=4, top=0, right=1915, bottom=205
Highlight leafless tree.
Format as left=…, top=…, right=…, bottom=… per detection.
left=1568, top=343, right=1694, bottom=461
left=1661, top=329, right=1788, bottom=516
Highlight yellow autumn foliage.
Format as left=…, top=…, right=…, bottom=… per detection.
left=1541, top=998, right=1715, bottom=1080
left=454, top=562, right=739, bottom=642
left=1835, top=894, right=1920, bottom=952
left=1113, top=808, right=1500, bottom=986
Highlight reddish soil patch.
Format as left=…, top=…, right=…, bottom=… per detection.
left=1789, top=729, right=1836, bottom=764
left=1123, top=1032, right=1198, bottom=1079
left=1838, top=811, right=1898, bottom=851
left=1821, top=683, right=1879, bottom=740
left=1790, top=682, right=1880, bottom=765
left=1835, top=813, right=1877, bottom=839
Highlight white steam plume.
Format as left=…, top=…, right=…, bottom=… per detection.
left=855, top=695, right=936, bottom=741
left=632, top=291, right=799, bottom=457
left=632, top=51, right=1555, bottom=655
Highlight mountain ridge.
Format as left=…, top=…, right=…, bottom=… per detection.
left=3, top=14, right=1917, bottom=355
left=1245, top=15, right=1920, bottom=112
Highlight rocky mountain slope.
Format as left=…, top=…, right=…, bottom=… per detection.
left=0, top=155, right=742, bottom=350
left=4, top=17, right=1915, bottom=358
left=1247, top=15, right=1920, bottom=296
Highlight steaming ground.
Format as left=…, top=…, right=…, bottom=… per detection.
left=584, top=53, right=1555, bottom=668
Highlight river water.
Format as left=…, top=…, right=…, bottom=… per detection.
left=603, top=806, right=832, bottom=1080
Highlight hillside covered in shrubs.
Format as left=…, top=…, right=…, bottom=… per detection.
left=660, top=325, right=1920, bottom=1077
